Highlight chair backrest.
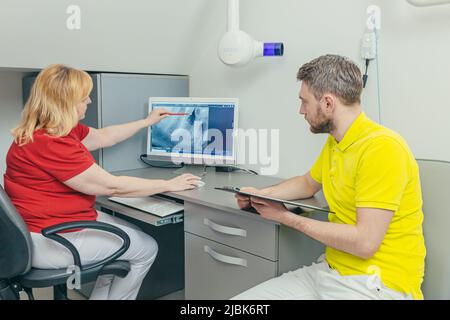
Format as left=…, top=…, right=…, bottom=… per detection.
left=417, top=159, right=450, bottom=299
left=0, top=186, right=33, bottom=279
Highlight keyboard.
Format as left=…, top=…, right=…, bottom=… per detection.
left=108, top=196, right=184, bottom=217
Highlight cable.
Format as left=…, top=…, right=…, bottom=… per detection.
left=139, top=154, right=184, bottom=169
left=217, top=165, right=259, bottom=175
left=374, top=27, right=382, bottom=124
left=362, top=59, right=370, bottom=88
left=234, top=167, right=258, bottom=175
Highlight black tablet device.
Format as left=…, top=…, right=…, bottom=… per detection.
left=215, top=186, right=333, bottom=214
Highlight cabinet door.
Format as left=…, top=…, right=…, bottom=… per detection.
left=184, top=202, right=278, bottom=261
left=99, top=74, right=188, bottom=172
left=185, top=232, right=277, bottom=300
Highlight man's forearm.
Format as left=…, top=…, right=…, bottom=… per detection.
left=263, top=175, right=316, bottom=200
left=100, top=119, right=148, bottom=147
left=281, top=213, right=372, bottom=259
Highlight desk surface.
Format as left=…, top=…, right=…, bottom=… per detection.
left=98, top=166, right=329, bottom=225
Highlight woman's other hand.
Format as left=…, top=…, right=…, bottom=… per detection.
left=166, top=174, right=201, bottom=192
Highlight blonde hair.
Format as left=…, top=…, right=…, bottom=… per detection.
left=12, top=64, right=93, bottom=145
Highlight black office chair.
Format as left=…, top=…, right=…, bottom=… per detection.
left=0, top=186, right=131, bottom=300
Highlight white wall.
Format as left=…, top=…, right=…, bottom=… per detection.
left=190, top=0, right=382, bottom=178
left=377, top=1, right=450, bottom=162
left=0, top=0, right=215, bottom=75
left=0, top=71, right=24, bottom=185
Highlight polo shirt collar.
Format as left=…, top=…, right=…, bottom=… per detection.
left=335, top=112, right=368, bottom=151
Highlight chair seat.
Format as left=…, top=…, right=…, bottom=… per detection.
left=17, top=260, right=130, bottom=288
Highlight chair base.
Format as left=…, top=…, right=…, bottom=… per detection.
left=0, top=280, right=69, bottom=300
left=0, top=279, right=20, bottom=300
left=53, top=284, right=68, bottom=300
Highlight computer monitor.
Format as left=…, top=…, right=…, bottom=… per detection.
left=146, top=97, right=239, bottom=165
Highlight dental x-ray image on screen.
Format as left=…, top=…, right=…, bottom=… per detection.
left=151, top=106, right=209, bottom=154
left=147, top=97, right=238, bottom=165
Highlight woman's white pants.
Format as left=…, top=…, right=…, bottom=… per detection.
left=30, top=211, right=158, bottom=300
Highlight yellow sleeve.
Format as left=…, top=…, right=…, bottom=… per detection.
left=310, top=138, right=330, bottom=184
left=355, top=137, right=409, bottom=211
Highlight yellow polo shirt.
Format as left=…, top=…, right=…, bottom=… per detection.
left=310, top=112, right=426, bottom=299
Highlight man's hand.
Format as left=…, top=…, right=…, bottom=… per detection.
left=145, top=108, right=171, bottom=126
left=250, top=197, right=290, bottom=223
left=235, top=187, right=265, bottom=210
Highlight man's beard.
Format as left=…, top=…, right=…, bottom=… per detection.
left=308, top=109, right=333, bottom=134
left=310, top=119, right=332, bottom=133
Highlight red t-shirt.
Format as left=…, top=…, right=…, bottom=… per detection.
left=4, top=123, right=97, bottom=233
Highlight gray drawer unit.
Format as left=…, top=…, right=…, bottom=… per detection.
left=185, top=232, right=277, bottom=300
left=184, top=202, right=278, bottom=261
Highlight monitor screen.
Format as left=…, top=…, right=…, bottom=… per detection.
left=147, top=97, right=238, bottom=165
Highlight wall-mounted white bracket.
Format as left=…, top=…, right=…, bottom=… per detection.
left=407, top=0, right=450, bottom=7
left=366, top=5, right=381, bottom=31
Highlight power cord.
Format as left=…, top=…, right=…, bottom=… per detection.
left=215, top=165, right=258, bottom=175
left=374, top=26, right=382, bottom=124
left=361, top=27, right=381, bottom=124
left=362, top=59, right=370, bottom=88
left=139, top=154, right=184, bottom=169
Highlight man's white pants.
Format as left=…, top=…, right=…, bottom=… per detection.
left=232, top=255, right=412, bottom=300
left=30, top=211, right=158, bottom=300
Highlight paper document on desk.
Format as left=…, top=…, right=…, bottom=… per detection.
left=108, top=196, right=184, bottom=217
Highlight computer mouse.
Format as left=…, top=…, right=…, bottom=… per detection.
left=195, top=180, right=206, bottom=188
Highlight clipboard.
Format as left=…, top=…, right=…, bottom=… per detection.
left=215, top=186, right=334, bottom=214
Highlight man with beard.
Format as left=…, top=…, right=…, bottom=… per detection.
left=232, top=55, right=426, bottom=300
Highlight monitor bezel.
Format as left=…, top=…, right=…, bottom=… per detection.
left=146, top=97, right=239, bottom=165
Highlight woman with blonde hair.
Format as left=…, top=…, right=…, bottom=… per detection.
left=4, top=64, right=200, bottom=300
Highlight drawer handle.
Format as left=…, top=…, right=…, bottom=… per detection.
left=204, top=245, right=248, bottom=267
left=203, top=218, right=247, bottom=237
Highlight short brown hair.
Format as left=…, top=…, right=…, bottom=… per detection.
left=297, top=54, right=363, bottom=105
